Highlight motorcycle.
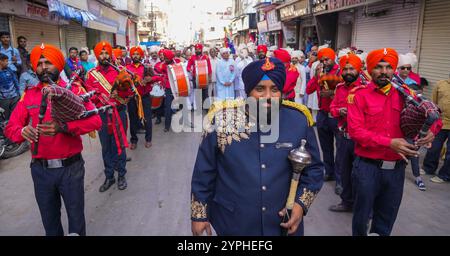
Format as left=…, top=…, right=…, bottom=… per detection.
left=0, top=107, right=29, bottom=159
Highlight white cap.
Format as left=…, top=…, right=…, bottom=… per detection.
left=220, top=47, right=230, bottom=54
left=398, top=53, right=418, bottom=68
left=291, top=50, right=304, bottom=59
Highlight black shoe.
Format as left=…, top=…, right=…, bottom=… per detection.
left=99, top=178, right=115, bottom=192
left=126, top=157, right=132, bottom=162
left=329, top=203, right=352, bottom=212
left=118, top=176, right=127, bottom=190
left=164, top=128, right=169, bottom=132
left=155, top=118, right=162, bottom=125
left=324, top=174, right=336, bottom=182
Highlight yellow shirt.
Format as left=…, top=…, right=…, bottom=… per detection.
left=433, top=79, right=450, bottom=130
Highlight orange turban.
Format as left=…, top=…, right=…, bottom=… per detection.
left=30, top=43, right=65, bottom=72
left=366, top=48, right=398, bottom=74
left=113, top=48, right=122, bottom=59
left=339, top=54, right=362, bottom=72
left=130, top=46, right=144, bottom=57
left=318, top=48, right=336, bottom=61
left=94, top=41, right=113, bottom=59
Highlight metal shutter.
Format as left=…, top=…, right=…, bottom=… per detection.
left=13, top=17, right=61, bottom=51
left=352, top=0, right=421, bottom=54
left=0, top=15, right=9, bottom=32
left=63, top=21, right=87, bottom=54
left=417, top=0, right=450, bottom=98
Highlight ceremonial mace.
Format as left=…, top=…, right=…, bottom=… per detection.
left=282, top=139, right=312, bottom=236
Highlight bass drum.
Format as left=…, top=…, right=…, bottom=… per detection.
left=168, top=63, right=191, bottom=98
left=195, top=59, right=209, bottom=89
left=150, top=82, right=165, bottom=110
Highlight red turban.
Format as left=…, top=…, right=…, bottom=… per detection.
left=130, top=46, right=144, bottom=57
left=257, top=45, right=268, bottom=54
left=273, top=49, right=291, bottom=64
left=339, top=54, right=362, bottom=72
left=195, top=44, right=203, bottom=51
left=94, top=41, right=113, bottom=59
left=30, top=43, right=65, bottom=72
left=162, top=49, right=174, bottom=61
left=318, top=48, right=336, bottom=61
left=366, top=48, right=398, bottom=74
left=158, top=49, right=164, bottom=56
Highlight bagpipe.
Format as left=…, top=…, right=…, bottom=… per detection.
left=390, top=74, right=441, bottom=140
left=106, top=61, right=145, bottom=120
left=358, top=71, right=441, bottom=141
left=33, top=70, right=100, bottom=155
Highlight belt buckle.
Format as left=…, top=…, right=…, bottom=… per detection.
left=47, top=159, right=63, bottom=169
left=380, top=161, right=396, bottom=170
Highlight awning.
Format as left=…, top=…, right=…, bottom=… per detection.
left=47, top=0, right=96, bottom=24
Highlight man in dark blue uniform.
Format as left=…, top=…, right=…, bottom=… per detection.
left=190, top=57, right=324, bottom=236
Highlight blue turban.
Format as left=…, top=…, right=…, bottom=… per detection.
left=242, top=57, right=286, bottom=95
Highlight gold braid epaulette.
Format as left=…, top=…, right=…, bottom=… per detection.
left=206, top=99, right=247, bottom=122
left=282, top=100, right=314, bottom=127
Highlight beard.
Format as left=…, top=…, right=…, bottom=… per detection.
left=37, top=69, right=60, bottom=83
left=258, top=53, right=266, bottom=60
left=195, top=51, right=202, bottom=56
left=374, top=74, right=391, bottom=87
left=133, top=57, right=141, bottom=64
left=99, top=57, right=110, bottom=67
left=343, top=74, right=358, bottom=84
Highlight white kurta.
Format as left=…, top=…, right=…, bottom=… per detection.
left=234, top=57, right=252, bottom=99
left=216, top=58, right=236, bottom=100
left=294, top=63, right=307, bottom=105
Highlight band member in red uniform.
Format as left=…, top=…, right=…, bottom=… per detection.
left=85, top=41, right=134, bottom=193
left=126, top=46, right=160, bottom=149
left=306, top=47, right=341, bottom=190
left=347, top=48, right=442, bottom=236
left=273, top=49, right=299, bottom=101
left=256, top=44, right=268, bottom=60
left=328, top=53, right=363, bottom=213
left=187, top=44, right=212, bottom=107
left=5, top=43, right=102, bottom=236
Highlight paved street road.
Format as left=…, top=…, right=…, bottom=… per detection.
left=1, top=116, right=449, bottom=236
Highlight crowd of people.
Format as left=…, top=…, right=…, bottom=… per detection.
left=0, top=28, right=449, bottom=236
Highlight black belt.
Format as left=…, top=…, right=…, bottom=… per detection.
left=359, top=156, right=405, bottom=170
left=32, top=153, right=82, bottom=169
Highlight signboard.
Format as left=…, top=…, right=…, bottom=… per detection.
left=242, top=15, right=249, bottom=30
left=25, top=2, right=68, bottom=25
left=312, top=0, right=328, bottom=13
left=279, top=0, right=309, bottom=21
left=257, top=20, right=268, bottom=33
left=327, top=0, right=382, bottom=11
left=267, top=9, right=281, bottom=31
left=282, top=23, right=297, bottom=44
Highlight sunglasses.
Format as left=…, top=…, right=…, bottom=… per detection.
left=400, top=66, right=412, bottom=71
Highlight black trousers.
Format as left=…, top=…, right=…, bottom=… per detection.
left=31, top=158, right=86, bottom=236
left=128, top=96, right=153, bottom=143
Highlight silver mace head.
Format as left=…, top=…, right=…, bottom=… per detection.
left=288, top=139, right=312, bottom=174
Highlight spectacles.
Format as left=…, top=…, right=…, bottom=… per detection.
left=400, top=66, right=412, bottom=71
